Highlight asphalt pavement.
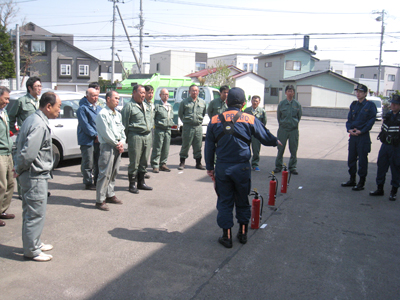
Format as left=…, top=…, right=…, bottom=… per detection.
left=1, top=113, right=399, bottom=300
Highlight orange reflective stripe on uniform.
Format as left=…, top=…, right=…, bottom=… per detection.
left=211, top=111, right=255, bottom=124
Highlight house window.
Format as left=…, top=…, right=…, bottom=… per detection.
left=255, top=64, right=258, bottom=73
left=31, top=41, right=45, bottom=53
left=285, top=60, right=301, bottom=71
left=195, top=62, right=206, bottom=71
left=249, top=64, right=254, bottom=72
left=243, top=63, right=248, bottom=71
left=388, top=74, right=395, bottom=81
left=60, top=64, right=71, bottom=76
left=265, top=62, right=272, bottom=68
left=156, top=63, right=160, bottom=72
left=79, top=65, right=89, bottom=76
left=373, top=74, right=377, bottom=79
left=271, top=88, right=278, bottom=96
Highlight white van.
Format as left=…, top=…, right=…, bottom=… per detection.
left=367, top=96, right=383, bottom=120
left=165, top=86, right=220, bottom=137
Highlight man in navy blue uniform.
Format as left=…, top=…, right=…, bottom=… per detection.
left=341, top=84, right=377, bottom=191
left=205, top=87, right=281, bottom=248
left=369, top=94, right=400, bottom=201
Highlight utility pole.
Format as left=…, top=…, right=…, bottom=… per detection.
left=16, top=24, right=20, bottom=90
left=374, top=10, right=386, bottom=96
left=109, top=0, right=123, bottom=84
left=139, top=0, right=144, bottom=73
left=116, top=5, right=141, bottom=73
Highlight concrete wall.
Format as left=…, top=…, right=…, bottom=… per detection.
left=297, top=85, right=355, bottom=109
left=233, top=74, right=265, bottom=107
left=302, top=106, right=349, bottom=119
left=150, top=50, right=196, bottom=76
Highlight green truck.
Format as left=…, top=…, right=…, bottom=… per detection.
left=117, top=73, right=193, bottom=95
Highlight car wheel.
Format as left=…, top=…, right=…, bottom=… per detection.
left=52, top=143, right=61, bottom=168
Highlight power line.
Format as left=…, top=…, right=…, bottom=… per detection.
left=149, top=0, right=372, bottom=15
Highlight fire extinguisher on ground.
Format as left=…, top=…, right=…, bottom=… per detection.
left=281, top=164, right=289, bottom=193
left=268, top=172, right=278, bottom=207
left=250, top=189, right=264, bottom=229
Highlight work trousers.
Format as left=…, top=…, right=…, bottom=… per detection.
left=0, top=155, right=14, bottom=213
left=12, top=144, right=22, bottom=197
left=20, top=172, right=48, bottom=258
left=376, top=143, right=400, bottom=188
left=348, top=134, right=371, bottom=178
left=179, top=124, right=203, bottom=160
left=96, top=143, right=122, bottom=203
left=128, top=133, right=152, bottom=175
left=150, top=128, right=171, bottom=168
left=80, top=143, right=100, bottom=185
left=275, top=128, right=299, bottom=171
left=250, top=136, right=261, bottom=168
left=215, top=162, right=251, bottom=229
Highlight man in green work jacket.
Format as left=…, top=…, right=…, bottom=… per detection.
left=274, top=85, right=302, bottom=175
left=0, top=87, right=15, bottom=227
left=178, top=85, right=206, bottom=170
left=207, top=85, right=229, bottom=118
left=151, top=88, right=174, bottom=173
left=8, top=77, right=42, bottom=199
left=121, top=85, right=153, bottom=194
left=244, top=95, right=268, bottom=171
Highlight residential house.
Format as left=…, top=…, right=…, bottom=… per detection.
left=208, top=53, right=259, bottom=73
left=11, top=22, right=100, bottom=92
left=313, top=59, right=356, bottom=78
left=150, top=50, right=207, bottom=77
left=355, top=65, right=400, bottom=97
left=256, top=48, right=319, bottom=104
left=186, top=66, right=267, bottom=106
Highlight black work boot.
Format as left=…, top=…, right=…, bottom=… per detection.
left=237, top=224, right=248, bottom=244
left=369, top=184, right=384, bottom=196
left=137, top=172, right=153, bottom=190
left=128, top=174, right=139, bottom=194
left=218, top=228, right=232, bottom=248
left=389, top=187, right=398, bottom=201
left=341, top=175, right=356, bottom=187
left=178, top=158, right=185, bottom=170
left=195, top=158, right=205, bottom=170
left=352, top=177, right=366, bottom=191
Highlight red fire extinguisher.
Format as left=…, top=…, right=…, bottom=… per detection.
left=250, top=189, right=264, bottom=229
left=268, top=172, right=278, bottom=206
left=281, top=164, right=289, bottom=194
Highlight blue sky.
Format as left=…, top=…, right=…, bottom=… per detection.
left=9, top=0, right=400, bottom=66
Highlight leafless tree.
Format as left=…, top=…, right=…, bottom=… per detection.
left=0, top=0, right=19, bottom=29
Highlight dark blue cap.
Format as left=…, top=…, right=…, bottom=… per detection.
left=354, top=84, right=368, bottom=93
left=390, top=94, right=400, bottom=104
left=227, top=87, right=245, bottom=106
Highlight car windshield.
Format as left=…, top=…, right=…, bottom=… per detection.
left=59, top=99, right=81, bottom=119
left=370, top=100, right=382, bottom=108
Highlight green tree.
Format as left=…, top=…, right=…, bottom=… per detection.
left=0, top=25, right=15, bottom=79
left=204, top=60, right=233, bottom=87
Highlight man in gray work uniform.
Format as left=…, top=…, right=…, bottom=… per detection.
left=151, top=88, right=174, bottom=173
left=121, top=85, right=153, bottom=193
left=14, top=92, right=61, bottom=262
left=178, top=84, right=206, bottom=170
left=95, top=91, right=125, bottom=211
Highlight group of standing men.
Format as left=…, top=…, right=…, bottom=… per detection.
left=341, top=83, right=400, bottom=201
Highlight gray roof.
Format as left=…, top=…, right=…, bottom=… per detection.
left=255, top=48, right=316, bottom=59
left=280, top=70, right=359, bottom=84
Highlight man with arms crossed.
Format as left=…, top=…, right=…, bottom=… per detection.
left=95, top=91, right=125, bottom=211
left=77, top=88, right=102, bottom=190
left=14, top=92, right=61, bottom=262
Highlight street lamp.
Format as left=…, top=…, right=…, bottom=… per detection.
left=374, top=10, right=386, bottom=96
